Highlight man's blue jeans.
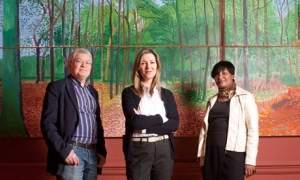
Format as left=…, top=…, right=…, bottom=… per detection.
left=56, top=145, right=98, bottom=180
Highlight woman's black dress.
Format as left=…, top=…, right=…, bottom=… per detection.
left=203, top=100, right=246, bottom=180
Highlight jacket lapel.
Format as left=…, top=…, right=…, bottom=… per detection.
left=65, top=76, right=79, bottom=113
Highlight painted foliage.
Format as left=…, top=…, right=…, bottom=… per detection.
left=0, top=0, right=300, bottom=137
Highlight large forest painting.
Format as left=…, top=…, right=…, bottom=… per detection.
left=0, top=0, right=300, bottom=137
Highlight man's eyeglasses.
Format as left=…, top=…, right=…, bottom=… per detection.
left=72, top=58, right=92, bottom=65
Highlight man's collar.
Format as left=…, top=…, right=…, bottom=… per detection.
left=69, top=75, right=89, bottom=87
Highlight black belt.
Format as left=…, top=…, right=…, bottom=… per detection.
left=71, top=140, right=96, bottom=149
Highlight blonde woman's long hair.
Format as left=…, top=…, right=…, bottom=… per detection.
left=131, top=49, right=162, bottom=97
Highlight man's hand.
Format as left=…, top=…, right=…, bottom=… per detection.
left=65, top=150, right=79, bottom=165
left=97, top=154, right=106, bottom=168
left=245, top=164, right=256, bottom=178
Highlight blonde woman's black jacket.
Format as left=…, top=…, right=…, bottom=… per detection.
left=40, top=75, right=107, bottom=175
left=121, top=86, right=180, bottom=161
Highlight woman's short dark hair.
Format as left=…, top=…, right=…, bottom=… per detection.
left=211, top=60, right=235, bottom=78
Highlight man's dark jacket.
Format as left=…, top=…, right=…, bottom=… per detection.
left=41, top=75, right=107, bottom=175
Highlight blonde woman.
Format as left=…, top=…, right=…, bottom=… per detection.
left=121, top=49, right=179, bottom=180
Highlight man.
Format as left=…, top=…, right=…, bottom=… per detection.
left=41, top=48, right=107, bottom=180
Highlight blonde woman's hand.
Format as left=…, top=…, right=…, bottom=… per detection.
left=133, top=108, right=140, bottom=115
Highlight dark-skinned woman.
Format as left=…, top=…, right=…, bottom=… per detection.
left=197, top=60, right=259, bottom=180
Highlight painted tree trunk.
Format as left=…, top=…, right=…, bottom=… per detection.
left=0, top=0, right=28, bottom=136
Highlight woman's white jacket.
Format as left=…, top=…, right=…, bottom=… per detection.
left=197, top=86, right=259, bottom=166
